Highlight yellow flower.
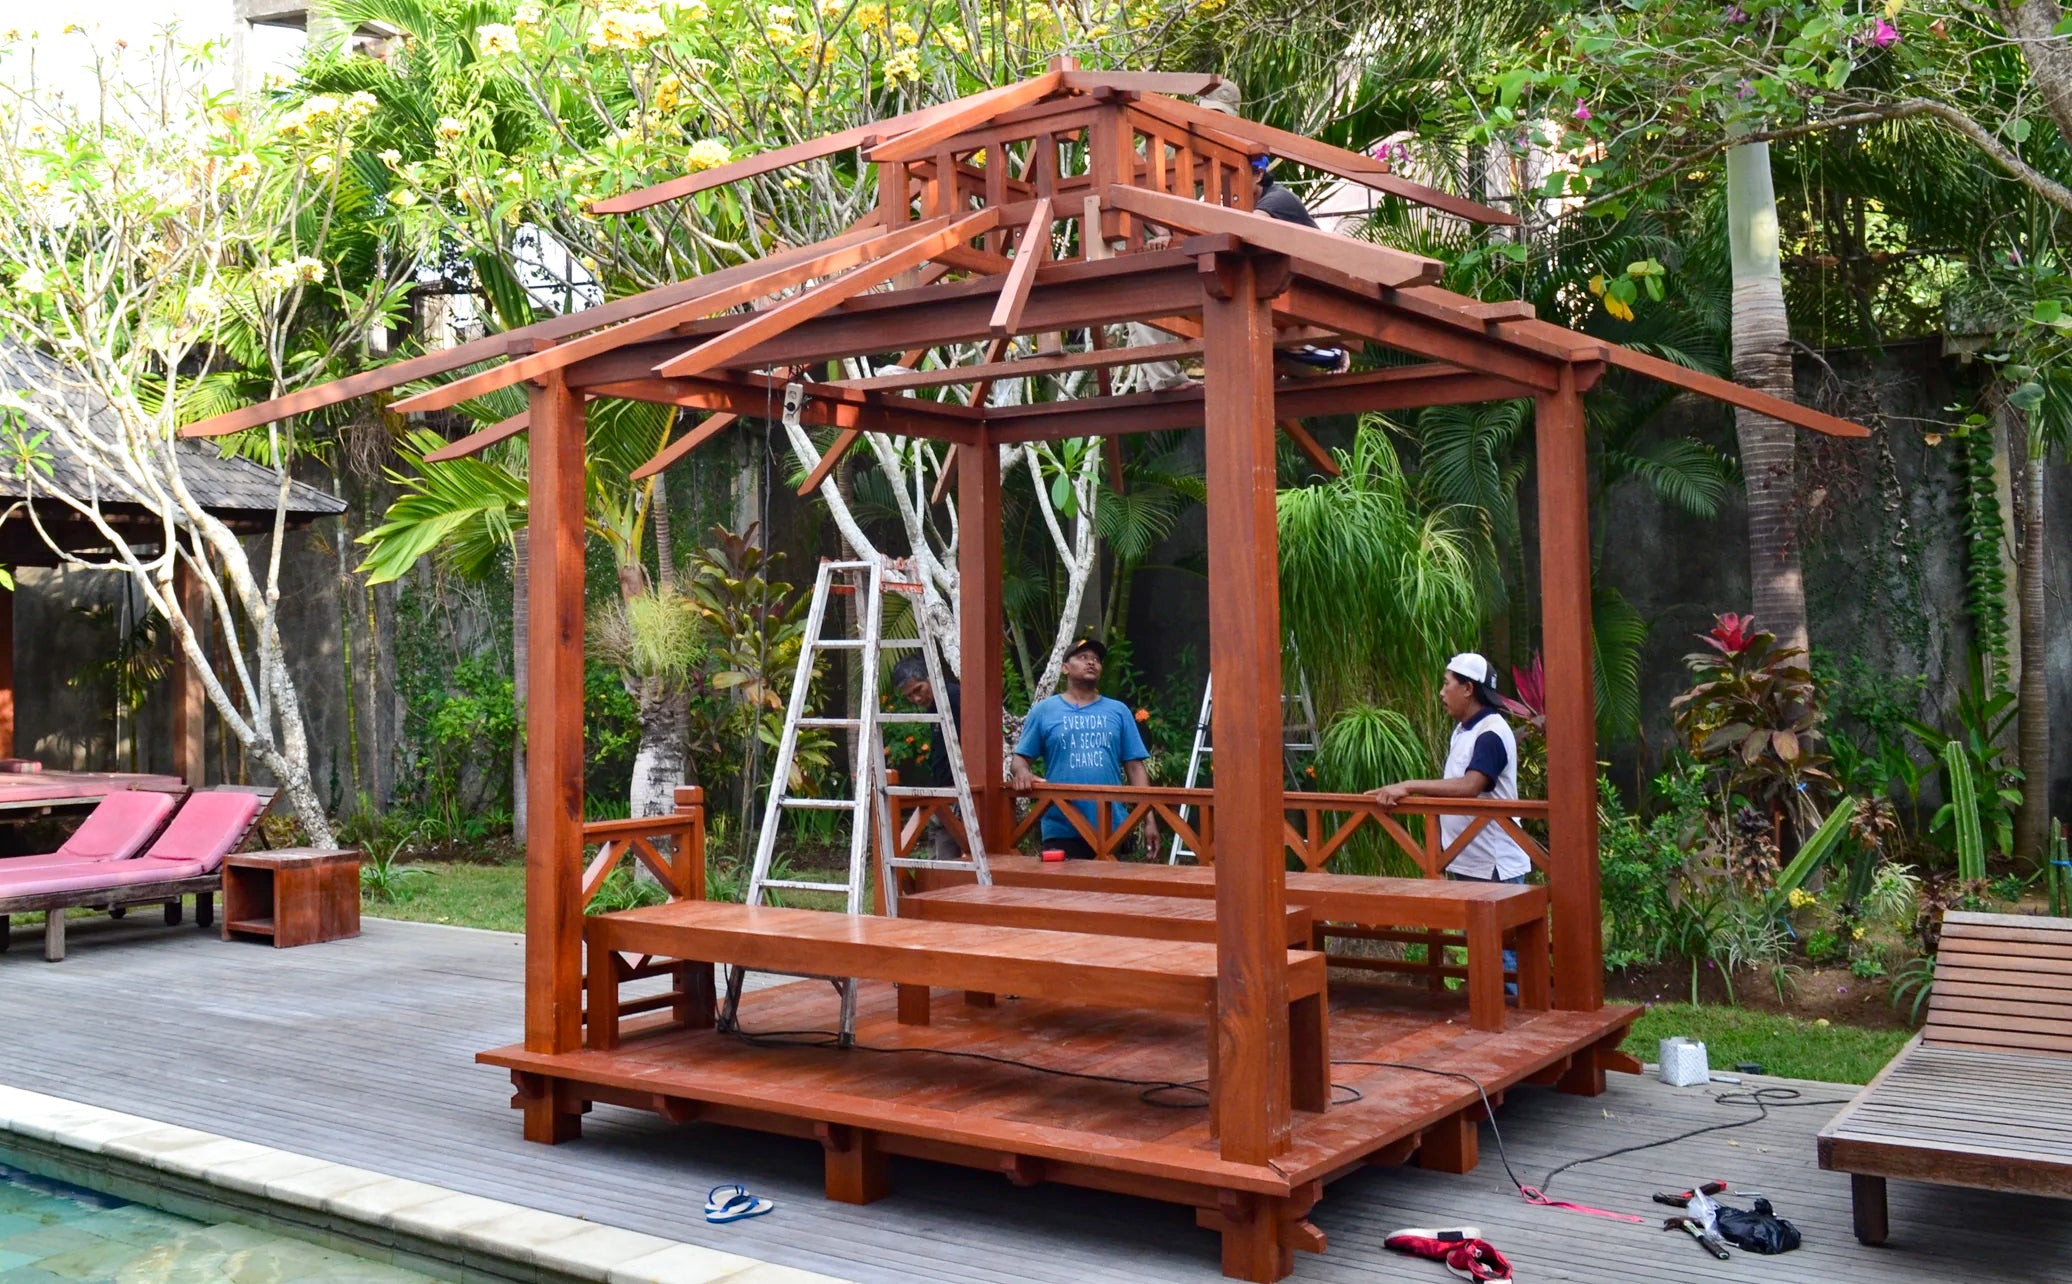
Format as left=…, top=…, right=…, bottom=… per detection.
left=1851, top=925, right=1867, bottom=940
left=308, top=153, right=335, bottom=177
left=435, top=116, right=467, bottom=141
left=654, top=73, right=682, bottom=112
left=891, top=19, right=918, bottom=44
left=1786, top=887, right=1816, bottom=910
left=344, top=90, right=379, bottom=121
left=686, top=138, right=732, bottom=171
left=854, top=3, right=885, bottom=30
left=12, top=266, right=47, bottom=297
left=1085, top=22, right=1109, bottom=38
left=476, top=23, right=519, bottom=54
left=513, top=1, right=546, bottom=32
left=222, top=152, right=260, bottom=185
left=587, top=8, right=667, bottom=49
left=882, top=46, right=921, bottom=84
left=818, top=0, right=845, bottom=15
left=390, top=187, right=420, bottom=208
left=377, top=148, right=403, bottom=168
left=937, top=26, right=966, bottom=51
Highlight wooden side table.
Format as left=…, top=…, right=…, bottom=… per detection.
left=221, top=848, right=362, bottom=947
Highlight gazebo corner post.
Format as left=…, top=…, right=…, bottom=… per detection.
left=1200, top=246, right=1294, bottom=1186
left=522, top=369, right=588, bottom=1141
left=0, top=579, right=14, bottom=761
left=957, top=433, right=1008, bottom=852
left=1533, top=364, right=1606, bottom=1025
left=169, top=558, right=206, bottom=784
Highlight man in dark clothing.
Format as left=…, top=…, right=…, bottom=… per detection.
left=1252, top=158, right=1321, bottom=228
left=891, top=656, right=963, bottom=859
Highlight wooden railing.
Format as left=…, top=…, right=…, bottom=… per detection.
left=581, top=786, right=711, bottom=1035
left=1001, top=783, right=1550, bottom=876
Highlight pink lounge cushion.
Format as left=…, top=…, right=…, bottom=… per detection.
left=139, top=790, right=263, bottom=873
left=50, top=790, right=180, bottom=862
left=0, top=856, right=205, bottom=900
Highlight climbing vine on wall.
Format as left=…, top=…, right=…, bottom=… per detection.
left=1957, top=427, right=2012, bottom=688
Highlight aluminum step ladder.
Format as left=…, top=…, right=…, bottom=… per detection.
left=718, top=553, right=988, bottom=1043
left=1166, top=651, right=1320, bottom=864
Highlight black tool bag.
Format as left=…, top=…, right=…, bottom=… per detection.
left=1714, top=1198, right=1802, bottom=1254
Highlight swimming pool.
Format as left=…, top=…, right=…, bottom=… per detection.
left=0, top=1160, right=443, bottom=1282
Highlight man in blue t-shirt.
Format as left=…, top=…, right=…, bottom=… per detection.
left=1011, top=637, right=1150, bottom=859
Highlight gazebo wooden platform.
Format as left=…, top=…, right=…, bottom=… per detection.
left=186, top=63, right=1870, bottom=1279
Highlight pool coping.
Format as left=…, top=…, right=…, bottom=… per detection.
left=0, top=1083, right=845, bottom=1284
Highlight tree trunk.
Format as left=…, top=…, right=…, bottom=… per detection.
left=2003, top=2, right=2072, bottom=145
left=1726, top=142, right=1809, bottom=653
left=511, top=526, right=529, bottom=844
left=630, top=681, right=691, bottom=822
left=652, top=472, right=676, bottom=588
left=2016, top=451, right=2050, bottom=863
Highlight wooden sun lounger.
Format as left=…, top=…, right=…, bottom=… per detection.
left=0, top=785, right=279, bottom=961
left=985, top=855, right=1549, bottom=1032
left=1818, top=911, right=2072, bottom=1243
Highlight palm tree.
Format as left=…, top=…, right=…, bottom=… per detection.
left=358, top=390, right=695, bottom=821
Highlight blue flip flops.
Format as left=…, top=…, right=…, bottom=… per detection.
left=705, top=1183, right=775, bottom=1224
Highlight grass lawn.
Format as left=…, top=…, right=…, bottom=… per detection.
left=368, top=862, right=1915, bottom=1085
left=362, top=860, right=527, bottom=934
left=1624, top=1003, right=1912, bottom=1085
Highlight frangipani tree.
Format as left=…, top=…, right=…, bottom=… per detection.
left=0, top=31, right=410, bottom=844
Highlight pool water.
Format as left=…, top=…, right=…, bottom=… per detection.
left=0, top=1162, right=445, bottom=1282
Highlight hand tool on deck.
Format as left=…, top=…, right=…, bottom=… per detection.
left=1664, top=1215, right=1732, bottom=1260
left=1652, top=1180, right=1727, bottom=1207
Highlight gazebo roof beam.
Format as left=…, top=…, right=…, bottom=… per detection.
left=178, top=219, right=891, bottom=437
left=628, top=253, right=1208, bottom=372
left=424, top=410, right=529, bottom=462
left=584, top=375, right=981, bottom=443
left=391, top=214, right=981, bottom=416
left=1276, top=279, right=1566, bottom=391
left=1107, top=189, right=1441, bottom=288
left=866, top=72, right=1065, bottom=163
left=589, top=81, right=1033, bottom=215
left=652, top=208, right=1003, bottom=380
left=980, top=363, right=1533, bottom=442
left=838, top=338, right=1201, bottom=392
left=1060, top=71, right=1224, bottom=96
left=627, top=412, right=740, bottom=480
left=1123, top=93, right=1521, bottom=228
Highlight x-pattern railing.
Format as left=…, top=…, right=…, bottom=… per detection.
left=1001, top=783, right=1548, bottom=875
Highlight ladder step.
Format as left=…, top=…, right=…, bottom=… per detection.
left=813, top=639, right=869, bottom=650
left=885, top=784, right=959, bottom=798
left=879, top=639, right=923, bottom=648
left=888, top=858, right=993, bottom=872
left=760, top=878, right=855, bottom=893
left=878, top=712, right=947, bottom=724
left=799, top=717, right=863, bottom=729
left=780, top=797, right=863, bottom=810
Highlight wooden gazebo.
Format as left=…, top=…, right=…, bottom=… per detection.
left=186, top=64, right=1867, bottom=1280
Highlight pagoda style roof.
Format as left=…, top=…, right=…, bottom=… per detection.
left=182, top=63, right=1868, bottom=487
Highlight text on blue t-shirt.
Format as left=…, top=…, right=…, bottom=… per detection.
left=1015, top=694, right=1149, bottom=840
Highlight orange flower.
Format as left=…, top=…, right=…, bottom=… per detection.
left=1134, top=708, right=1150, bottom=722
left=1305, top=765, right=1316, bottom=778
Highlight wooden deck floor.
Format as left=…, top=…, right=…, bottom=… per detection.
left=4, top=914, right=2069, bottom=1281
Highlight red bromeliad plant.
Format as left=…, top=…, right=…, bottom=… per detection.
left=1669, top=614, right=1834, bottom=834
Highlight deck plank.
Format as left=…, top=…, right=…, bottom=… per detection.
left=1, top=915, right=2068, bottom=1282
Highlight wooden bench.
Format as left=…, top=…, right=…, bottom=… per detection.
left=985, top=855, right=1549, bottom=1032
left=585, top=900, right=1331, bottom=1117
left=1819, top=911, right=2072, bottom=1244
left=900, top=884, right=1315, bottom=947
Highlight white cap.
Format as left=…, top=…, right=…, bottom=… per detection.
left=1446, top=652, right=1496, bottom=688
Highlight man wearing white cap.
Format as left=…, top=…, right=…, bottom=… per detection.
left=1370, top=653, right=1530, bottom=884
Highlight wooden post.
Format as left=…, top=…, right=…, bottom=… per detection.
left=170, top=560, right=205, bottom=784
left=524, top=372, right=587, bottom=1105
left=957, top=434, right=1008, bottom=852
left=0, top=582, right=14, bottom=760
left=1534, top=366, right=1604, bottom=1012
left=1200, top=248, right=1292, bottom=1164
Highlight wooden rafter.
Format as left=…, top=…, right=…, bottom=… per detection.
left=391, top=217, right=969, bottom=416
left=1277, top=419, right=1339, bottom=477
left=989, top=197, right=1051, bottom=337
left=177, top=221, right=891, bottom=438
left=840, top=339, right=1199, bottom=392
left=424, top=410, right=530, bottom=463
left=587, top=377, right=982, bottom=443
left=1124, top=93, right=1521, bottom=228
left=866, top=73, right=1065, bottom=163
left=653, top=208, right=1003, bottom=380
left=1108, top=187, right=1442, bottom=289
left=627, top=413, right=740, bottom=481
